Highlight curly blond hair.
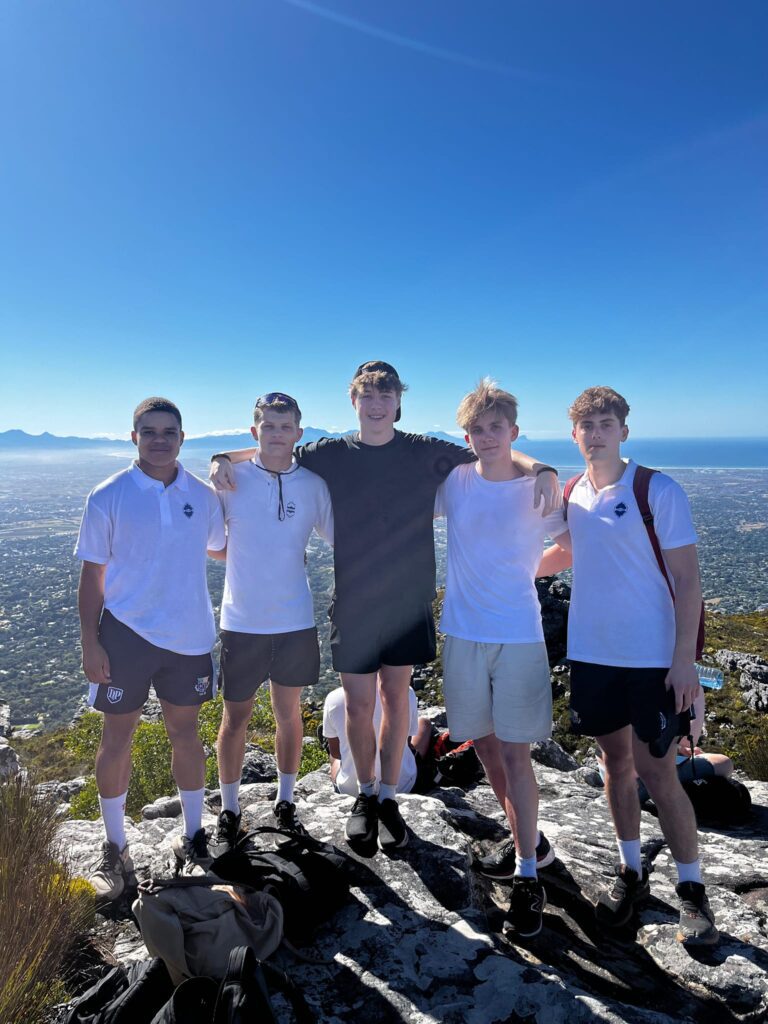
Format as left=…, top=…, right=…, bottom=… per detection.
left=456, top=378, right=518, bottom=432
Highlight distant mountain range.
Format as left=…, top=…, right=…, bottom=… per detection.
left=0, top=427, right=467, bottom=450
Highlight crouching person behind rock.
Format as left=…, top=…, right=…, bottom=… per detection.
left=75, top=397, right=226, bottom=899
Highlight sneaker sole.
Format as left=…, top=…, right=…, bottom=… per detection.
left=345, top=834, right=379, bottom=858
left=378, top=831, right=408, bottom=853
left=676, top=926, right=720, bottom=947
left=503, top=891, right=548, bottom=939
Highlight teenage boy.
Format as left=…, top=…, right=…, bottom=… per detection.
left=538, top=386, right=718, bottom=946
left=211, top=361, right=560, bottom=854
left=435, top=380, right=567, bottom=938
left=75, top=398, right=225, bottom=898
left=208, top=392, right=333, bottom=850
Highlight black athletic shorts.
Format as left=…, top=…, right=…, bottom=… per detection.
left=218, top=627, right=320, bottom=702
left=569, top=660, right=691, bottom=755
left=329, top=598, right=436, bottom=675
left=95, top=610, right=214, bottom=714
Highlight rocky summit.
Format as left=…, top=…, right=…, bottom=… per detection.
left=53, top=754, right=768, bottom=1024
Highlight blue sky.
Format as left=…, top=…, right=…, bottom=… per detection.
left=1, top=1, right=766, bottom=439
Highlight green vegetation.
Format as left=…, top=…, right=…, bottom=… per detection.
left=0, top=776, right=94, bottom=1024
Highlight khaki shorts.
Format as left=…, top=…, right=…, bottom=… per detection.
left=442, top=636, right=552, bottom=743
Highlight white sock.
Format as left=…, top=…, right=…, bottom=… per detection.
left=675, top=858, right=702, bottom=885
left=379, top=783, right=396, bottom=802
left=178, top=787, right=204, bottom=838
left=99, top=792, right=128, bottom=850
left=514, top=855, right=538, bottom=879
left=220, top=780, right=241, bottom=816
left=617, top=838, right=643, bottom=875
left=276, top=771, right=297, bottom=805
left=359, top=779, right=376, bottom=798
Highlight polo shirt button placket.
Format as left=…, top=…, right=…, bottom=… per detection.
left=158, top=485, right=172, bottom=528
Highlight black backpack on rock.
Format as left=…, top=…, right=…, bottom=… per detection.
left=681, top=775, right=753, bottom=826
left=62, top=947, right=314, bottom=1024
left=210, top=827, right=351, bottom=945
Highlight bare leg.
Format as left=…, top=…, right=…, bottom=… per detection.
left=95, top=709, right=142, bottom=797
left=270, top=682, right=303, bottom=775
left=634, top=736, right=698, bottom=863
left=378, top=664, right=413, bottom=787
left=161, top=701, right=206, bottom=791
left=341, top=672, right=377, bottom=786
left=410, top=717, right=433, bottom=758
left=473, top=732, right=518, bottom=840
left=217, top=696, right=255, bottom=785
left=499, top=741, right=538, bottom=859
left=597, top=726, right=640, bottom=842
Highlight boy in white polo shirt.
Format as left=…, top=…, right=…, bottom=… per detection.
left=208, top=393, right=333, bottom=850
left=435, top=380, right=567, bottom=939
left=75, top=397, right=226, bottom=898
left=538, top=386, right=717, bottom=946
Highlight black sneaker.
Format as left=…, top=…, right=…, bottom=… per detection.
left=676, top=882, right=719, bottom=946
left=274, top=800, right=309, bottom=837
left=209, top=809, right=241, bottom=858
left=171, top=827, right=212, bottom=876
left=345, top=793, right=379, bottom=851
left=377, top=798, right=408, bottom=852
left=503, top=877, right=547, bottom=939
left=595, top=864, right=651, bottom=927
left=475, top=832, right=556, bottom=880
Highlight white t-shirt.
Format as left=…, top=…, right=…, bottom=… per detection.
left=435, top=463, right=568, bottom=644
left=323, top=687, right=419, bottom=796
left=566, top=460, right=698, bottom=668
left=218, top=458, right=333, bottom=634
left=74, top=462, right=226, bottom=655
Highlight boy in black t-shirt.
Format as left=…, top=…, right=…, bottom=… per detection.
left=211, top=362, right=559, bottom=855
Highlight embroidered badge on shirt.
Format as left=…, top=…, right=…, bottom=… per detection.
left=614, top=502, right=627, bottom=517
left=286, top=501, right=296, bottom=518
left=106, top=686, right=124, bottom=704
left=195, top=676, right=210, bottom=694
left=183, top=503, right=194, bottom=518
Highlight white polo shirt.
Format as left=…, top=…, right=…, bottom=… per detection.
left=74, top=461, right=225, bottom=655
left=218, top=457, right=333, bottom=634
left=323, top=686, right=419, bottom=796
left=435, top=464, right=568, bottom=644
left=566, top=460, right=698, bottom=668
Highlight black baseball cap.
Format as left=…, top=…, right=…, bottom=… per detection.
left=353, top=361, right=403, bottom=422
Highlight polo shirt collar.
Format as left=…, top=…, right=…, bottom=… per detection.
left=580, top=459, right=636, bottom=495
left=129, top=460, right=188, bottom=491
left=253, top=455, right=298, bottom=473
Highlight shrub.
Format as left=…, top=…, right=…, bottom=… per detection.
left=741, top=734, right=768, bottom=782
left=299, top=739, right=327, bottom=778
left=0, top=776, right=93, bottom=1024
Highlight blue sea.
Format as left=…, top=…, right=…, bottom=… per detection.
left=517, top=437, right=767, bottom=471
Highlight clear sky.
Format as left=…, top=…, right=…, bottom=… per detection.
left=1, top=1, right=766, bottom=439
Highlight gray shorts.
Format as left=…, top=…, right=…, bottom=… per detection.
left=92, top=610, right=214, bottom=714
left=218, top=627, right=320, bottom=702
left=442, top=636, right=552, bottom=743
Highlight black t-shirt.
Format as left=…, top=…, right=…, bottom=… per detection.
left=295, top=432, right=473, bottom=607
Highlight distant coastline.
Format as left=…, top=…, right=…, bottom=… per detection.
left=0, top=429, right=766, bottom=469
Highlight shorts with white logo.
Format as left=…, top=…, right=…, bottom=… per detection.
left=569, top=661, right=679, bottom=743
left=91, top=610, right=214, bottom=714
left=218, top=626, right=320, bottom=702
left=442, top=637, right=552, bottom=743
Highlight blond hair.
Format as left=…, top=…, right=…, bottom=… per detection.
left=456, top=378, right=518, bottom=432
left=568, top=386, right=630, bottom=426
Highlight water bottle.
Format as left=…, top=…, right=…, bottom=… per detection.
left=695, top=664, right=724, bottom=689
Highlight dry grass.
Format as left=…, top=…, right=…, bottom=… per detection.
left=0, top=776, right=94, bottom=1024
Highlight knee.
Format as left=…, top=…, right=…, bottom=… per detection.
left=602, top=751, right=636, bottom=784
left=344, top=692, right=375, bottom=721
left=220, top=707, right=250, bottom=737
left=165, top=719, right=201, bottom=749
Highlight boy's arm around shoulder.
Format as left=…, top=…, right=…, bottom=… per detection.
left=537, top=529, right=572, bottom=577
left=509, top=448, right=561, bottom=516
left=209, top=445, right=257, bottom=491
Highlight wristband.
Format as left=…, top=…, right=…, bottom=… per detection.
left=536, top=465, right=558, bottom=476
left=211, top=453, right=232, bottom=463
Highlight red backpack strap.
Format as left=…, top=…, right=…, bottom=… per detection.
left=633, top=465, right=705, bottom=658
left=562, top=473, right=584, bottom=522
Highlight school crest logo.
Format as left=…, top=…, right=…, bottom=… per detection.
left=286, top=501, right=296, bottom=518
left=614, top=502, right=627, bottom=518
left=183, top=503, right=194, bottom=518
left=195, top=676, right=210, bottom=695
left=106, top=686, right=124, bottom=704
